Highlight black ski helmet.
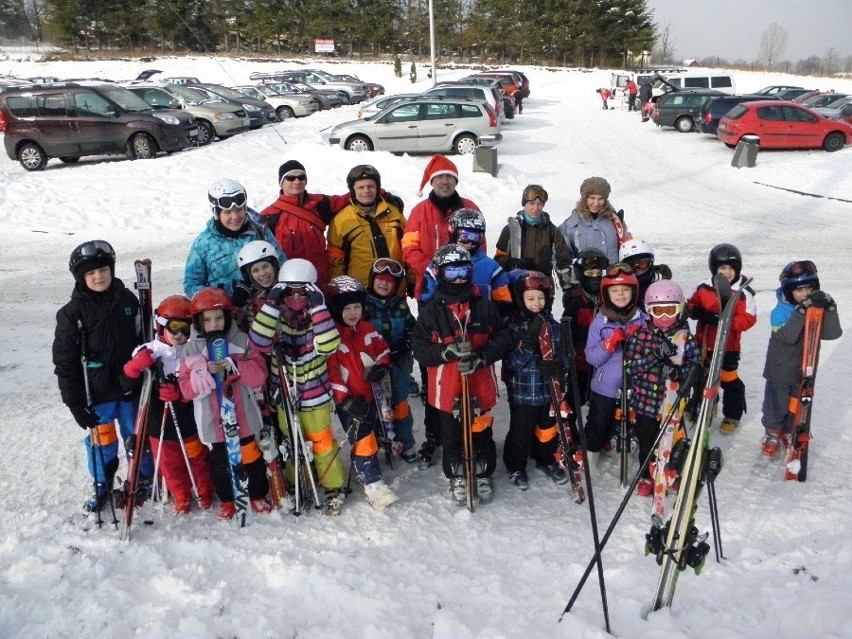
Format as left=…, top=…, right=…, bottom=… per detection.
left=325, top=275, right=367, bottom=323
left=573, top=248, right=608, bottom=297
left=709, top=243, right=742, bottom=279
left=507, top=269, right=553, bottom=314
left=69, top=240, right=116, bottom=283
left=346, top=164, right=381, bottom=200
left=432, top=243, right=473, bottom=287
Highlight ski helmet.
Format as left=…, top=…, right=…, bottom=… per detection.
left=619, top=238, right=655, bottom=277
left=507, top=269, right=553, bottom=314
left=708, top=243, right=742, bottom=279
left=237, top=240, right=280, bottom=284
left=369, top=257, right=405, bottom=299
left=432, top=243, right=473, bottom=286
left=190, top=287, right=233, bottom=335
left=278, top=258, right=317, bottom=286
left=779, top=260, right=819, bottom=303
left=325, top=275, right=367, bottom=323
left=644, top=280, right=685, bottom=330
left=449, top=208, right=486, bottom=250
left=346, top=164, right=381, bottom=197
left=573, top=248, right=609, bottom=297
left=69, top=239, right=116, bottom=283
left=208, top=178, right=247, bottom=217
left=155, top=295, right=192, bottom=336
left=600, top=262, right=639, bottom=315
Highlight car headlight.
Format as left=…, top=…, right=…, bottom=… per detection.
left=214, top=112, right=236, bottom=121
left=243, top=103, right=261, bottom=112
left=153, top=113, right=181, bottom=125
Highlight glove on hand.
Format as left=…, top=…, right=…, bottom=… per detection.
left=458, top=352, right=485, bottom=376
left=341, top=396, right=369, bottom=421
left=651, top=335, right=678, bottom=360
left=366, top=364, right=389, bottom=383
left=305, top=283, right=325, bottom=308
left=265, top=284, right=288, bottom=309
left=185, top=353, right=216, bottom=398
left=70, top=404, right=99, bottom=430
left=231, top=281, right=253, bottom=308
left=661, top=363, right=678, bottom=381
left=124, top=347, right=156, bottom=379
left=801, top=290, right=834, bottom=311
left=159, top=381, right=180, bottom=403
left=390, top=342, right=410, bottom=363
left=625, top=323, right=641, bottom=337
left=691, top=307, right=719, bottom=326
left=601, top=328, right=626, bottom=354
left=386, top=193, right=405, bottom=214
left=441, top=340, right=471, bottom=362
left=522, top=315, right=546, bottom=352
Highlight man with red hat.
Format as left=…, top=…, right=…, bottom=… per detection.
left=402, top=154, right=482, bottom=468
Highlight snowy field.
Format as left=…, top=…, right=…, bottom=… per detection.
left=1, top=56, right=851, bottom=639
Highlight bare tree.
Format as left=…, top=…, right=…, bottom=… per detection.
left=823, top=47, right=840, bottom=75
left=652, top=22, right=677, bottom=64
left=758, top=22, right=787, bottom=70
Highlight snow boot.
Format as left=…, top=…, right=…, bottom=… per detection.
left=509, top=470, right=529, bottom=491
left=401, top=446, right=418, bottom=464
left=477, top=477, right=495, bottom=504
left=324, top=488, right=345, bottom=516
left=537, top=462, right=569, bottom=485
left=762, top=431, right=781, bottom=457
left=199, top=492, right=214, bottom=510
left=83, top=483, right=111, bottom=513
left=637, top=478, right=654, bottom=497
left=174, top=494, right=192, bottom=515
left=719, top=417, right=739, bottom=435
left=364, top=480, right=398, bottom=511
left=448, top=477, right=467, bottom=506
left=417, top=438, right=439, bottom=470
left=251, top=498, right=272, bottom=514
left=218, top=501, right=237, bottom=520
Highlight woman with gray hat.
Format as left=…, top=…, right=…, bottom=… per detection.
left=558, top=177, right=631, bottom=264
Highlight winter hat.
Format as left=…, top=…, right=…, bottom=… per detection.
left=417, top=154, right=458, bottom=196
left=580, top=176, right=611, bottom=200
left=278, top=160, right=307, bottom=184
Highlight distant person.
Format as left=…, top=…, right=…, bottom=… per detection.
left=595, top=88, right=612, bottom=110
left=624, top=77, right=638, bottom=111
left=639, top=80, right=653, bottom=121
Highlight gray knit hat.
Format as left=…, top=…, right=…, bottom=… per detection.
left=580, top=176, right=611, bottom=200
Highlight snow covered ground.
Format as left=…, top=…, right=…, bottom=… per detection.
left=1, top=56, right=851, bottom=639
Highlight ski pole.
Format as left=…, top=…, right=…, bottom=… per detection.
left=167, top=400, right=201, bottom=502
left=150, top=405, right=168, bottom=506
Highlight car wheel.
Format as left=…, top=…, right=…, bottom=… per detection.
left=59, top=156, right=80, bottom=164
left=675, top=116, right=695, bottom=133
left=346, top=135, right=373, bottom=152
left=313, top=98, right=325, bottom=110
left=18, top=143, right=47, bottom=171
left=454, top=134, right=477, bottom=155
left=340, top=94, right=352, bottom=105
left=196, top=120, right=215, bottom=145
left=276, top=106, right=295, bottom=120
left=823, top=132, right=845, bottom=152
left=127, top=133, right=157, bottom=160
left=723, top=142, right=736, bottom=149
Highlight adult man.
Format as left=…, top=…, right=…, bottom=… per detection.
left=624, top=77, right=638, bottom=111
left=639, top=80, right=653, bottom=121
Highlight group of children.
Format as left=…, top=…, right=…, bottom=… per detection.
left=55, top=203, right=842, bottom=519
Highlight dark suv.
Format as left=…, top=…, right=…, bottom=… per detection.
left=0, top=82, right=191, bottom=170
left=697, top=94, right=766, bottom=135
left=652, top=89, right=723, bottom=132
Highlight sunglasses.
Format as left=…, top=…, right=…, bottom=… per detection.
left=522, top=185, right=548, bottom=203
left=282, top=173, right=307, bottom=182
left=165, top=319, right=191, bottom=336
left=781, top=260, right=817, bottom=280
left=606, top=262, right=634, bottom=277
left=372, top=257, right=405, bottom=278
left=648, top=303, right=681, bottom=319
left=210, top=191, right=246, bottom=210
left=626, top=257, right=653, bottom=273
left=456, top=230, right=483, bottom=245
left=442, top=264, right=472, bottom=281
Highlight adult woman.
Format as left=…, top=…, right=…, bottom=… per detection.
left=558, top=177, right=630, bottom=264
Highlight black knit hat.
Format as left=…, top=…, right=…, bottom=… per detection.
left=278, top=160, right=306, bottom=183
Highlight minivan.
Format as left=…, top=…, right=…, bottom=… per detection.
left=0, top=82, right=191, bottom=170
left=652, top=72, right=736, bottom=97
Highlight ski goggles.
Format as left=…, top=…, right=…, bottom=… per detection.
left=349, top=165, right=380, bottom=183
left=648, top=303, right=682, bottom=319
left=626, top=256, right=653, bottom=273
left=575, top=254, right=608, bottom=273
left=208, top=191, right=246, bottom=210
left=164, top=319, right=191, bottom=336
left=281, top=173, right=307, bottom=182
left=456, top=229, right=483, bottom=245
left=372, top=257, right=405, bottom=278
left=522, top=185, right=548, bottom=204
left=780, top=260, right=817, bottom=280
left=77, top=239, right=115, bottom=259
left=606, top=262, right=634, bottom=277
left=520, top=271, right=551, bottom=291
left=442, top=264, right=472, bottom=281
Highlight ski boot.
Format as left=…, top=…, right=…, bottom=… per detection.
left=417, top=438, right=439, bottom=470
left=364, top=480, right=398, bottom=511
left=476, top=477, right=495, bottom=504
left=537, top=462, right=569, bottom=485
left=83, top=483, right=111, bottom=513
left=324, top=488, right=345, bottom=516
left=448, top=477, right=467, bottom=506
left=762, top=431, right=781, bottom=457
left=509, top=470, right=529, bottom=491
left=719, top=417, right=739, bottom=435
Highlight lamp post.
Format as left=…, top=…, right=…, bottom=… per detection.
left=428, top=0, right=437, bottom=85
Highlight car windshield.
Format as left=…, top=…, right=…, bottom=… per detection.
left=252, top=85, right=275, bottom=96
left=166, top=85, right=207, bottom=104
left=206, top=85, right=246, bottom=100
left=824, top=95, right=851, bottom=109
left=98, top=86, right=152, bottom=112
left=309, top=70, right=337, bottom=81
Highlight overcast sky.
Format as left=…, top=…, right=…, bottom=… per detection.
left=646, top=0, right=851, bottom=63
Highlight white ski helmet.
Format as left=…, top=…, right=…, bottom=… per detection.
left=278, top=258, right=317, bottom=285
left=208, top=178, right=247, bottom=217
left=237, top=240, right=280, bottom=281
left=619, top=238, right=654, bottom=262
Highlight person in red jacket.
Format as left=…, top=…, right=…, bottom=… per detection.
left=596, top=88, right=612, bottom=110
left=623, top=78, right=638, bottom=111
left=686, top=243, right=757, bottom=434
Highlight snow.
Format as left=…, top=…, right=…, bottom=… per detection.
left=1, top=56, right=851, bottom=639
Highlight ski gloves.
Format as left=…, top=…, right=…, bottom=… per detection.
left=159, top=380, right=181, bottom=403
left=458, top=352, right=485, bottom=376
left=651, top=335, right=678, bottom=361
left=691, top=307, right=719, bottom=326
left=365, top=364, right=389, bottom=384
left=70, top=404, right=100, bottom=430
left=123, top=347, right=156, bottom=379
left=185, top=353, right=216, bottom=398
left=601, top=324, right=640, bottom=354
left=521, top=316, right=546, bottom=352
left=440, top=338, right=485, bottom=375
left=441, top=339, right=471, bottom=362
left=340, top=396, right=369, bottom=421
left=799, top=290, right=835, bottom=312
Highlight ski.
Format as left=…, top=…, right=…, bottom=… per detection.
left=359, top=352, right=398, bottom=468
left=647, top=274, right=746, bottom=613
left=784, top=306, right=825, bottom=482
left=118, top=259, right=153, bottom=541
left=208, top=335, right=252, bottom=527
left=539, top=320, right=585, bottom=503
left=459, top=375, right=477, bottom=512
left=616, top=353, right=631, bottom=488
left=258, top=422, right=289, bottom=509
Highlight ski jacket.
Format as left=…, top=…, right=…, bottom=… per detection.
left=412, top=287, right=512, bottom=413
left=562, top=287, right=599, bottom=372
left=494, top=211, right=573, bottom=285
left=259, top=191, right=350, bottom=287
left=365, top=292, right=415, bottom=352
left=624, top=322, right=700, bottom=419
left=401, top=193, right=480, bottom=299
left=178, top=324, right=267, bottom=445
left=327, top=198, right=407, bottom=289
left=762, top=294, right=842, bottom=386
left=183, top=216, right=284, bottom=299
left=328, top=320, right=391, bottom=404
left=624, top=80, right=638, bottom=96
left=53, top=279, right=141, bottom=409
left=420, top=247, right=512, bottom=309
left=585, top=308, right=647, bottom=398
left=687, top=275, right=756, bottom=354
left=249, top=291, right=340, bottom=409
left=639, top=82, right=652, bottom=102
left=502, top=312, right=567, bottom=406
left=558, top=205, right=630, bottom=263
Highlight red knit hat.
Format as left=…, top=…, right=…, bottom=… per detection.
left=417, top=154, right=459, bottom=196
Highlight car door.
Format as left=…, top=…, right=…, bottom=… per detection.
left=373, top=102, right=421, bottom=151
left=754, top=106, right=787, bottom=147
left=781, top=105, right=821, bottom=147
left=416, top=102, right=459, bottom=151
left=70, top=90, right=126, bottom=154
left=29, top=93, right=80, bottom=156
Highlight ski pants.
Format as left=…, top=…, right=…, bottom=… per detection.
left=287, top=403, right=346, bottom=491
left=85, top=399, right=154, bottom=484
left=503, top=403, right=559, bottom=473
left=209, top=437, right=268, bottom=502
left=339, top=406, right=382, bottom=486
left=149, top=435, right=215, bottom=501
left=439, top=408, right=496, bottom=480
left=634, top=413, right=661, bottom=473
left=761, top=379, right=796, bottom=434
left=390, top=355, right=415, bottom=451
left=585, top=391, right=617, bottom=453
left=627, top=94, right=637, bottom=111
left=717, top=351, right=746, bottom=420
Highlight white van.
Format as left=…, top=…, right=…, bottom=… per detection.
left=652, top=72, right=736, bottom=97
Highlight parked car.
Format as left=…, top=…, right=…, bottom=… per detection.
left=357, top=93, right=421, bottom=119
left=249, top=69, right=369, bottom=103
left=752, top=85, right=803, bottom=96
left=813, top=99, right=852, bottom=125
left=717, top=100, right=852, bottom=151
left=0, top=82, right=191, bottom=170
left=116, top=84, right=199, bottom=144
left=423, top=83, right=504, bottom=120
left=188, top=83, right=275, bottom=128
left=651, top=89, right=723, bottom=132
left=161, top=77, right=201, bottom=86
left=231, top=85, right=318, bottom=119
left=469, top=72, right=522, bottom=99
left=327, top=96, right=502, bottom=155
left=697, top=94, right=767, bottom=135
left=261, top=81, right=344, bottom=110
left=0, top=76, right=28, bottom=93
left=650, top=72, right=736, bottom=98
left=489, top=69, right=530, bottom=97
left=125, top=83, right=250, bottom=144
left=797, top=92, right=849, bottom=108
left=772, top=88, right=817, bottom=101
left=335, top=74, right=384, bottom=97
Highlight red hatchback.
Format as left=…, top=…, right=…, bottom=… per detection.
left=717, top=100, right=852, bottom=151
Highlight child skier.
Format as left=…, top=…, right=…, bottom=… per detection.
left=53, top=240, right=154, bottom=512
left=364, top=258, right=418, bottom=462
left=178, top=287, right=271, bottom=520
left=619, top=238, right=673, bottom=309
left=123, top=295, right=215, bottom=513
left=326, top=276, right=399, bottom=510
left=760, top=261, right=841, bottom=456
left=412, top=244, right=513, bottom=505
left=501, top=270, right=569, bottom=490
left=232, top=239, right=282, bottom=332
left=624, top=280, right=700, bottom=496
left=686, top=243, right=757, bottom=434
left=584, top=263, right=647, bottom=466
left=249, top=258, right=348, bottom=516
